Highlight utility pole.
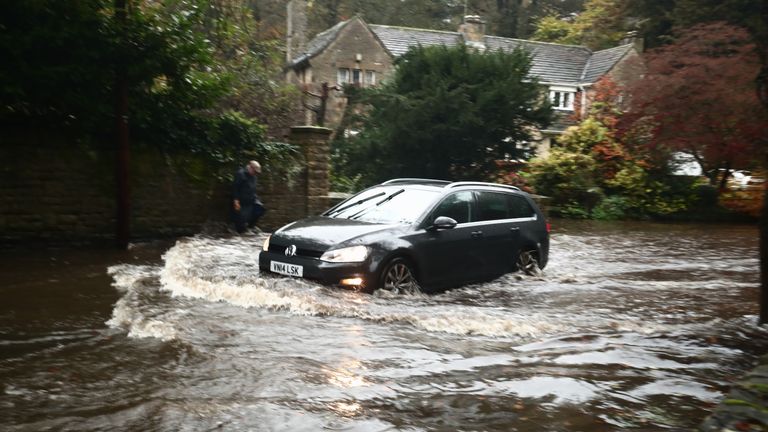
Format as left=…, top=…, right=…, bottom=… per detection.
left=115, top=0, right=131, bottom=249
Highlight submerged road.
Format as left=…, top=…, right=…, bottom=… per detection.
left=0, top=220, right=765, bottom=431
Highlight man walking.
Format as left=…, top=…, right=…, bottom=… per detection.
left=232, top=160, right=266, bottom=233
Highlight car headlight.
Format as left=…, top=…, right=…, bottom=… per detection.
left=320, top=245, right=370, bottom=263
left=262, top=235, right=271, bottom=252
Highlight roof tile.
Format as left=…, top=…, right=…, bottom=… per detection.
left=291, top=18, right=636, bottom=87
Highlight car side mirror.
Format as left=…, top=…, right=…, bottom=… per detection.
left=429, top=216, right=458, bottom=231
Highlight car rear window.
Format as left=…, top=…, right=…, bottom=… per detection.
left=476, top=191, right=535, bottom=221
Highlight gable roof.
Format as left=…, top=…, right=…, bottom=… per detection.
left=288, top=19, right=351, bottom=68
left=580, top=43, right=634, bottom=83
left=290, top=17, right=636, bottom=86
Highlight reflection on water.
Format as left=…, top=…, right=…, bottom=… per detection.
left=0, top=220, right=765, bottom=431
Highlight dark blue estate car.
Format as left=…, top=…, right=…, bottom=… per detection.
left=259, top=179, right=550, bottom=294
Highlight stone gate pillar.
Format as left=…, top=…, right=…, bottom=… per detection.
left=289, top=126, right=333, bottom=216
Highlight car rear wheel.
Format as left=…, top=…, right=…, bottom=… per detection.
left=516, top=250, right=541, bottom=276
left=378, top=258, right=421, bottom=295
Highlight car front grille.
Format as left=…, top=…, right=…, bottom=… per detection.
left=269, top=243, right=324, bottom=259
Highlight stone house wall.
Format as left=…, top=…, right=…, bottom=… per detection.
left=288, top=19, right=395, bottom=130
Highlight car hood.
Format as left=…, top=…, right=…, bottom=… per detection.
left=272, top=216, right=401, bottom=251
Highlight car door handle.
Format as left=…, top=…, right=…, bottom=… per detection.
left=510, top=227, right=520, bottom=232
left=471, top=231, right=483, bottom=238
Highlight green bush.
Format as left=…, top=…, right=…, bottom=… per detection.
left=592, top=195, right=629, bottom=220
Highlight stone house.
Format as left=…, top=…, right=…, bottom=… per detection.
left=285, top=13, right=643, bottom=157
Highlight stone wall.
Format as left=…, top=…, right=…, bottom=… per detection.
left=0, top=126, right=332, bottom=242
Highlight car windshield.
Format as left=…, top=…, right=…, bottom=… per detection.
left=325, top=186, right=440, bottom=224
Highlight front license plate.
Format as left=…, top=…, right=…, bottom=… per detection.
left=270, top=260, right=303, bottom=277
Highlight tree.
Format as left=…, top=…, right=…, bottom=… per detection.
left=300, top=0, right=585, bottom=40
left=335, top=44, right=552, bottom=185
left=0, top=0, right=296, bottom=157
left=0, top=0, right=300, bottom=245
left=528, top=77, right=691, bottom=219
left=531, top=0, right=627, bottom=49
left=306, top=0, right=462, bottom=35
left=195, top=0, right=300, bottom=138
left=620, top=22, right=767, bottom=188
left=604, top=0, right=768, bottom=324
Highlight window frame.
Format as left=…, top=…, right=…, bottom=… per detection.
left=338, top=68, right=378, bottom=87
left=549, top=86, right=576, bottom=111
left=365, top=70, right=376, bottom=86
left=337, top=68, right=350, bottom=85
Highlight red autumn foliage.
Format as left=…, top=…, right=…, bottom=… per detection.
left=575, top=76, right=638, bottom=181
left=619, top=22, right=768, bottom=184
left=573, top=75, right=624, bottom=128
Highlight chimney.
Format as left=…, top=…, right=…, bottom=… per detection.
left=287, top=0, right=308, bottom=62
left=620, top=30, right=644, bottom=52
left=459, top=15, right=486, bottom=44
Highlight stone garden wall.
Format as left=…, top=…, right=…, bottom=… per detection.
left=0, top=126, right=332, bottom=242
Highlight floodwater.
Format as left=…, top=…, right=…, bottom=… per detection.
left=0, top=220, right=765, bottom=431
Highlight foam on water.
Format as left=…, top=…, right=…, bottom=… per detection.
left=106, top=263, right=178, bottom=341
left=148, top=235, right=568, bottom=339
left=108, top=228, right=762, bottom=342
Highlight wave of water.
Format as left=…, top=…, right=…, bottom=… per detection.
left=106, top=235, right=574, bottom=340
left=107, top=230, right=762, bottom=344
left=53, top=223, right=768, bottom=430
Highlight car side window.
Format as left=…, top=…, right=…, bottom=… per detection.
left=431, top=191, right=473, bottom=224
left=476, top=192, right=509, bottom=221
left=507, top=194, right=535, bottom=218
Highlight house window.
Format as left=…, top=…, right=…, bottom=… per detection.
left=550, top=90, right=575, bottom=110
left=339, top=68, right=377, bottom=87
left=337, top=68, right=350, bottom=85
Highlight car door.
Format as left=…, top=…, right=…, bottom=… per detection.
left=505, top=193, right=540, bottom=266
left=407, top=191, right=483, bottom=288
left=473, top=191, right=522, bottom=276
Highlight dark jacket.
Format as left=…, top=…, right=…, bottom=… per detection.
left=233, top=167, right=260, bottom=205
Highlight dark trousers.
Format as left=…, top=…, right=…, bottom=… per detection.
left=234, top=202, right=266, bottom=233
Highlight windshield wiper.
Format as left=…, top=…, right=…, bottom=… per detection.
left=326, top=191, right=386, bottom=217
left=348, top=189, right=405, bottom=220
left=375, top=188, right=404, bottom=206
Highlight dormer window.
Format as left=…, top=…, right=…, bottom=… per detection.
left=549, top=87, right=576, bottom=110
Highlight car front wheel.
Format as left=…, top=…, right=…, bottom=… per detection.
left=378, top=257, right=421, bottom=295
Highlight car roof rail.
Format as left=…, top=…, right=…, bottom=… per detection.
left=381, top=178, right=451, bottom=186
left=447, top=181, right=521, bottom=191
